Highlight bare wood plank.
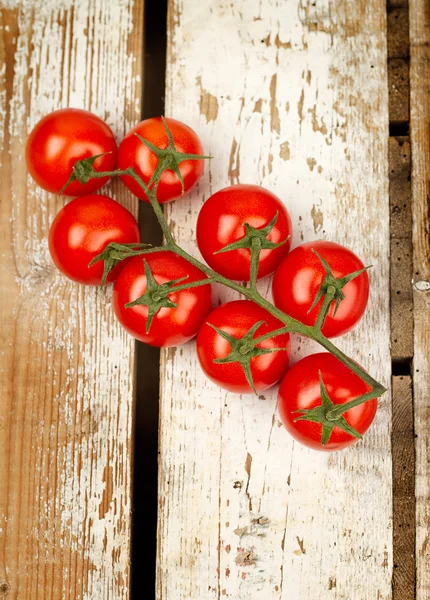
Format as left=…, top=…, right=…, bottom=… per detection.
left=392, top=376, right=415, bottom=599
left=0, top=1, right=143, bottom=598
left=389, top=137, right=412, bottom=239
left=387, top=9, right=409, bottom=59
left=389, top=137, right=414, bottom=360
left=388, top=59, right=410, bottom=124
left=391, top=236, right=414, bottom=360
left=159, top=1, right=392, bottom=599
left=409, top=0, right=430, bottom=597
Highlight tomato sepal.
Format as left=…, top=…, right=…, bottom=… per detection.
left=309, top=249, right=372, bottom=330
left=89, top=241, right=153, bottom=286
left=124, top=258, right=190, bottom=333
left=208, top=319, right=287, bottom=395
left=59, top=152, right=113, bottom=195
left=134, top=116, right=211, bottom=197
left=293, top=371, right=363, bottom=446
left=213, top=211, right=289, bottom=257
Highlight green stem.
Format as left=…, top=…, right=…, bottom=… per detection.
left=314, top=333, right=385, bottom=394
left=108, top=245, right=171, bottom=261
left=165, top=277, right=215, bottom=293
left=163, top=246, right=386, bottom=398
left=250, top=237, right=262, bottom=293
left=326, top=390, right=380, bottom=421
left=91, top=167, right=175, bottom=245
left=313, top=286, right=335, bottom=331
left=89, top=163, right=387, bottom=412
left=252, top=326, right=292, bottom=344
left=168, top=248, right=387, bottom=406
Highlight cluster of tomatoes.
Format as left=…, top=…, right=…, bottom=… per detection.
left=26, top=108, right=377, bottom=451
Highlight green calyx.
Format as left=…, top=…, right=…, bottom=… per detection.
left=135, top=116, right=211, bottom=196
left=309, top=249, right=372, bottom=324
left=59, top=152, right=113, bottom=195
left=214, top=211, right=289, bottom=256
left=209, top=320, right=287, bottom=395
left=124, top=258, right=188, bottom=333
left=89, top=242, right=153, bottom=286
left=293, top=372, right=362, bottom=445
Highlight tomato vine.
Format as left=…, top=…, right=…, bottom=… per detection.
left=61, top=117, right=387, bottom=447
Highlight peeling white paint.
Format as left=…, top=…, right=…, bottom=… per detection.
left=159, top=1, right=392, bottom=599
left=1, top=0, right=141, bottom=597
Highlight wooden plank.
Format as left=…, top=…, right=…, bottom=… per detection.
left=388, top=59, right=410, bottom=124
left=392, top=376, right=415, bottom=599
left=409, top=0, right=430, bottom=597
left=387, top=9, right=409, bottom=59
left=159, top=1, right=392, bottom=599
left=389, top=137, right=413, bottom=360
left=0, top=1, right=143, bottom=598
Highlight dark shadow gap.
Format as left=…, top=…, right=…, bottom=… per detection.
left=392, top=358, right=412, bottom=377
left=132, top=0, right=168, bottom=596
left=389, top=122, right=409, bottom=136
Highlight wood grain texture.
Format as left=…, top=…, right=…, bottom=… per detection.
left=409, top=0, right=430, bottom=597
left=388, top=59, right=410, bottom=124
left=387, top=8, right=409, bottom=59
left=389, top=137, right=413, bottom=360
left=392, top=376, right=415, bottom=599
left=158, top=1, right=392, bottom=598
left=0, top=1, right=143, bottom=598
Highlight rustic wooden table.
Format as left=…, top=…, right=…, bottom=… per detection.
left=0, top=1, right=428, bottom=599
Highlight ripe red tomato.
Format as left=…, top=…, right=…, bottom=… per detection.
left=48, top=194, right=140, bottom=285
left=278, top=353, right=377, bottom=451
left=272, top=241, right=369, bottom=338
left=118, top=117, right=204, bottom=203
left=113, top=252, right=212, bottom=347
left=196, top=185, right=292, bottom=281
left=26, top=108, right=117, bottom=195
left=196, top=300, right=290, bottom=394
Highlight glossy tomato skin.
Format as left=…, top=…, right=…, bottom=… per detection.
left=118, top=117, right=204, bottom=203
left=48, top=194, right=140, bottom=285
left=113, top=252, right=212, bottom=347
left=196, top=185, right=292, bottom=281
left=196, top=300, right=290, bottom=394
left=26, top=108, right=117, bottom=195
left=278, top=353, right=377, bottom=451
left=272, top=241, right=369, bottom=338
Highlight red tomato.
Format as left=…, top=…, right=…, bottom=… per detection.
left=113, top=252, right=212, bottom=347
left=278, top=353, right=377, bottom=451
left=26, top=108, right=117, bottom=195
left=118, top=117, right=204, bottom=203
left=272, top=241, right=369, bottom=338
left=48, top=194, right=140, bottom=285
left=196, top=185, right=292, bottom=281
left=196, top=300, right=290, bottom=394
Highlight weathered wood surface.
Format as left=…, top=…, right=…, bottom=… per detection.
left=392, top=376, right=415, bottom=598
left=0, top=1, right=143, bottom=598
left=159, top=1, right=392, bottom=599
left=389, top=136, right=413, bottom=361
left=387, top=6, right=409, bottom=126
left=409, top=0, right=430, bottom=597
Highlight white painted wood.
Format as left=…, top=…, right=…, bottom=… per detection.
left=409, top=0, right=430, bottom=597
left=0, top=1, right=143, bottom=597
left=158, top=1, right=392, bottom=598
